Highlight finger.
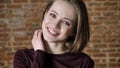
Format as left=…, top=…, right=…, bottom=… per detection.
left=38, top=31, right=41, bottom=38
left=36, top=29, right=42, bottom=36
left=38, top=31, right=42, bottom=38
left=33, top=30, right=39, bottom=38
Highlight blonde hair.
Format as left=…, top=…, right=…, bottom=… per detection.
left=42, top=0, right=90, bottom=53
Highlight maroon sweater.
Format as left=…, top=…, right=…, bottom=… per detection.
left=14, top=49, right=94, bottom=68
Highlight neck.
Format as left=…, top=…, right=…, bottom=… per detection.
left=44, top=41, right=69, bottom=54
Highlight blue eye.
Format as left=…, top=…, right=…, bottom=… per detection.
left=50, top=13, right=56, bottom=18
left=63, top=21, right=70, bottom=26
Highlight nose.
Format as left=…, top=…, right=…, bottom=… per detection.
left=52, top=19, right=61, bottom=29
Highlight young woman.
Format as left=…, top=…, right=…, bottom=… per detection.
left=14, top=0, right=94, bottom=68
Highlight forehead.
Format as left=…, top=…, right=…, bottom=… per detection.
left=49, top=0, right=77, bottom=20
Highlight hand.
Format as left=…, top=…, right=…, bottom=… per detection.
left=32, top=29, right=45, bottom=51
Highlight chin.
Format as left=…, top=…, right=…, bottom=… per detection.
left=44, top=35, right=67, bottom=44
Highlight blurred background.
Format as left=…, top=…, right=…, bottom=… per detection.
left=0, top=0, right=120, bottom=68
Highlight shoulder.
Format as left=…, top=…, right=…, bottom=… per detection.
left=14, top=49, right=46, bottom=67
left=68, top=52, right=94, bottom=67
left=78, top=52, right=94, bottom=67
left=14, top=49, right=46, bottom=59
left=70, top=52, right=94, bottom=63
left=14, top=49, right=34, bottom=56
left=79, top=52, right=92, bottom=59
left=14, top=49, right=35, bottom=67
left=78, top=52, right=94, bottom=62
left=14, top=49, right=34, bottom=61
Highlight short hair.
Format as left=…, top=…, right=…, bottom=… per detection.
left=42, top=0, right=90, bottom=53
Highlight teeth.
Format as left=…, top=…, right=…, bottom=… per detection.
left=48, top=28, right=57, bottom=35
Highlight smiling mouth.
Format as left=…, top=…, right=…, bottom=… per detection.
left=47, top=27, right=59, bottom=36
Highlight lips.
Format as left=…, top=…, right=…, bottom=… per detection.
left=47, top=27, right=59, bottom=36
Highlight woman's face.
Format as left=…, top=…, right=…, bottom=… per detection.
left=42, top=0, right=77, bottom=43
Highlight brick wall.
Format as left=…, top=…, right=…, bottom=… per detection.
left=0, top=0, right=120, bottom=68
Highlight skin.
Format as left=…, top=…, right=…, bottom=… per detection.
left=32, top=0, right=77, bottom=54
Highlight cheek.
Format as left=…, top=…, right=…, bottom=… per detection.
left=61, top=28, right=72, bottom=36
left=42, top=17, right=50, bottom=27
left=43, top=17, right=49, bottom=23
left=42, top=14, right=51, bottom=23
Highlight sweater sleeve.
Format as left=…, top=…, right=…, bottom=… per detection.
left=14, top=49, right=45, bottom=68
left=31, top=50, right=45, bottom=68
left=14, top=50, right=27, bottom=68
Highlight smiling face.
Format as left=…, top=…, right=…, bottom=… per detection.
left=42, top=0, right=77, bottom=43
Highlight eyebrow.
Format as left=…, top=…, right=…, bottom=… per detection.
left=51, top=10, right=58, bottom=15
left=64, top=18, right=72, bottom=23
